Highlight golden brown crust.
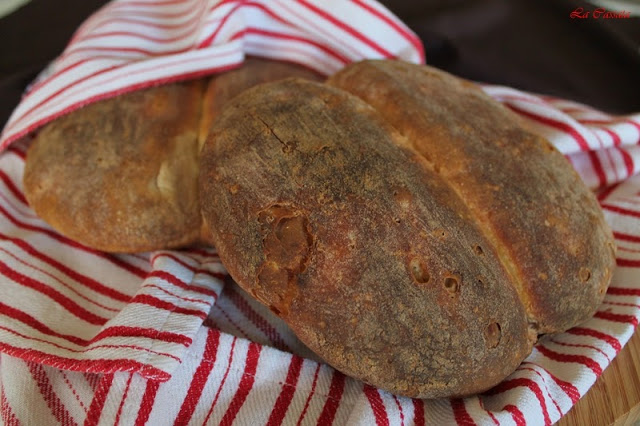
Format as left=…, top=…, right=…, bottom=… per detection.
left=24, top=80, right=204, bottom=253
left=327, top=60, right=615, bottom=334
left=199, top=78, right=533, bottom=398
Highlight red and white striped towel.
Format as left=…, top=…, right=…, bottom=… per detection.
left=0, top=1, right=639, bottom=425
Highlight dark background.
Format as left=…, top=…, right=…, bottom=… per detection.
left=1, top=0, right=639, bottom=130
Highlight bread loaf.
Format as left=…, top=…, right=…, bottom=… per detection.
left=24, top=80, right=205, bottom=252
left=23, top=58, right=321, bottom=252
left=199, top=61, right=615, bottom=398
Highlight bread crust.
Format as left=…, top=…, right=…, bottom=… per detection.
left=200, top=78, right=535, bottom=398
left=24, top=80, right=204, bottom=252
left=327, top=60, right=616, bottom=334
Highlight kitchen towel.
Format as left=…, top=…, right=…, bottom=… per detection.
left=0, top=0, right=639, bottom=424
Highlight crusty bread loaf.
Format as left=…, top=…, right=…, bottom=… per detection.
left=23, top=58, right=321, bottom=252
left=199, top=62, right=615, bottom=398
left=24, top=80, right=205, bottom=252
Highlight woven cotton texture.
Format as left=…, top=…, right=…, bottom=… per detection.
left=0, top=1, right=639, bottom=425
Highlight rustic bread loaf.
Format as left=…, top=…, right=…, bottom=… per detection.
left=23, top=58, right=321, bottom=252
left=199, top=62, right=615, bottom=398
left=24, top=80, right=205, bottom=252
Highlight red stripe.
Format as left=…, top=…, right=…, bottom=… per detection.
left=131, top=294, right=207, bottom=319
left=0, top=203, right=147, bottom=278
left=614, top=231, right=640, bottom=243
left=91, top=325, right=192, bottom=346
left=213, top=303, right=253, bottom=340
left=0, top=247, right=120, bottom=312
left=28, top=363, right=78, bottom=426
left=111, top=0, right=194, bottom=6
left=479, top=398, right=499, bottom=426
left=0, top=379, right=21, bottom=426
left=28, top=57, right=112, bottom=95
left=0, top=170, right=27, bottom=205
left=12, top=63, right=125, bottom=128
left=351, top=0, right=424, bottom=62
left=0, top=190, right=34, bottom=221
left=100, top=3, right=198, bottom=19
left=522, top=362, right=580, bottom=404
left=266, top=355, right=304, bottom=426
left=84, top=373, right=100, bottom=392
left=0, top=341, right=170, bottom=380
left=0, top=323, right=179, bottom=361
left=536, top=345, right=602, bottom=376
left=225, top=284, right=290, bottom=351
left=113, top=374, right=133, bottom=426
left=230, top=22, right=350, bottom=64
left=61, top=370, right=89, bottom=414
left=0, top=232, right=132, bottom=302
left=147, top=270, right=217, bottom=297
left=486, top=377, right=551, bottom=425
left=518, top=366, right=565, bottom=416
left=151, top=252, right=198, bottom=272
left=392, top=395, right=405, bottom=426
left=0, top=301, right=86, bottom=345
left=603, top=300, right=640, bottom=309
left=0, top=260, right=108, bottom=325
left=204, top=337, right=237, bottom=424
left=601, top=203, right=640, bottom=218
left=450, top=399, right=475, bottom=426
left=549, top=338, right=611, bottom=362
left=412, top=399, right=425, bottom=426
left=587, top=150, right=607, bottom=187
left=607, top=286, right=640, bottom=296
left=594, top=311, right=639, bottom=326
left=298, top=0, right=394, bottom=58
left=567, top=327, right=622, bottom=352
left=316, top=370, right=346, bottom=425
left=199, top=0, right=243, bottom=47
left=219, top=342, right=262, bottom=426
left=134, top=381, right=160, bottom=426
left=503, top=404, right=525, bottom=426
left=507, top=104, right=591, bottom=150
left=80, top=25, right=197, bottom=44
left=619, top=246, right=640, bottom=254
left=601, top=127, right=622, bottom=146
left=296, top=363, right=321, bottom=426
left=617, top=258, right=640, bottom=267
left=145, top=284, right=210, bottom=305
left=364, top=385, right=390, bottom=426
left=175, top=329, right=221, bottom=426
left=84, top=374, right=114, bottom=426
left=579, top=116, right=640, bottom=135
left=597, top=181, right=621, bottom=201
left=242, top=40, right=334, bottom=74
left=6, top=145, right=26, bottom=159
